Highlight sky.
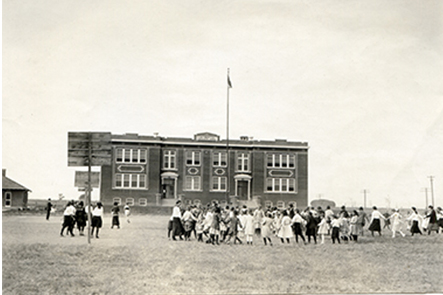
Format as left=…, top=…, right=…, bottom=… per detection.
left=2, top=0, right=443, bottom=208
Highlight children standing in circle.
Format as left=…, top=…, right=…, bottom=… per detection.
left=111, top=202, right=120, bottom=229
left=91, top=202, right=104, bottom=238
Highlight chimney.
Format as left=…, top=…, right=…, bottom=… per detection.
left=2, top=169, right=6, bottom=177
left=240, top=136, right=249, bottom=141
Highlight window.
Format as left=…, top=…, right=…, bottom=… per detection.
left=5, top=192, right=11, bottom=207
left=126, top=198, right=134, bottom=206
left=115, top=148, right=147, bottom=164
left=266, top=178, right=296, bottom=193
left=277, top=201, right=285, bottom=209
left=267, top=154, right=295, bottom=168
left=237, top=153, right=249, bottom=172
left=186, top=151, right=201, bottom=166
left=139, top=198, right=147, bottom=206
left=185, top=176, right=201, bottom=191
left=264, top=200, right=273, bottom=208
left=163, top=150, right=176, bottom=169
left=115, top=174, right=147, bottom=189
left=113, top=198, right=121, bottom=205
left=213, top=152, right=227, bottom=167
left=193, top=199, right=201, bottom=206
left=212, top=177, right=227, bottom=191
left=185, top=199, right=192, bottom=205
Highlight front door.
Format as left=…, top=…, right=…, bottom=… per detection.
left=237, top=180, right=248, bottom=200
left=162, top=179, right=175, bottom=199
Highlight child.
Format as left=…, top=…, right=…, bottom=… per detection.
left=317, top=213, right=329, bottom=244
left=389, top=209, right=406, bottom=238
left=261, top=212, right=274, bottom=246
left=209, top=207, right=221, bottom=245
left=167, top=216, right=173, bottom=240
left=407, top=207, right=423, bottom=236
left=110, top=202, right=120, bottom=229
left=278, top=210, right=294, bottom=244
left=244, top=209, right=255, bottom=245
left=219, top=207, right=229, bottom=242
left=305, top=211, right=318, bottom=244
left=225, top=210, right=243, bottom=245
left=60, top=201, right=76, bottom=237
left=339, top=214, right=350, bottom=242
left=330, top=215, right=341, bottom=244
left=195, top=212, right=205, bottom=242
left=349, top=210, right=359, bottom=242
left=124, top=203, right=131, bottom=223
left=75, top=201, right=87, bottom=236
left=91, top=202, right=103, bottom=238
left=291, top=209, right=306, bottom=244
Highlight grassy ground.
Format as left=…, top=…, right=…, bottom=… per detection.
left=3, top=214, right=443, bottom=295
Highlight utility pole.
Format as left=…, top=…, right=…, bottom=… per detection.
left=421, top=188, right=429, bottom=210
left=226, top=68, right=232, bottom=202
left=428, top=176, right=435, bottom=207
left=361, top=189, right=369, bottom=209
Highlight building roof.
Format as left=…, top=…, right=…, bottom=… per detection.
left=111, top=132, right=309, bottom=150
left=2, top=171, right=31, bottom=191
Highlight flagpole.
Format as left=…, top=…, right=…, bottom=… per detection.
left=226, top=68, right=230, bottom=202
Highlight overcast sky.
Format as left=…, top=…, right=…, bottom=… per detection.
left=3, top=0, right=443, bottom=208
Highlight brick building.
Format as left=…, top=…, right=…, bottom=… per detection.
left=100, top=132, right=309, bottom=209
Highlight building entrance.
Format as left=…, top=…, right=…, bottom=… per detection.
left=237, top=180, right=248, bottom=199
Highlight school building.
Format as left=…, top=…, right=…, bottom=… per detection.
left=100, top=132, right=309, bottom=209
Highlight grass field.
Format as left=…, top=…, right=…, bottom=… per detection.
left=3, top=213, right=443, bottom=295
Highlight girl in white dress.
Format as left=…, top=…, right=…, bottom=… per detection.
left=278, top=210, right=294, bottom=243
left=243, top=210, right=255, bottom=245
left=261, top=212, right=274, bottom=246
left=317, top=214, right=329, bottom=244
left=389, top=209, right=406, bottom=238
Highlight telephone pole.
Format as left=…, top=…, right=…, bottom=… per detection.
left=361, top=189, right=369, bottom=209
left=428, top=176, right=435, bottom=207
left=421, top=188, right=429, bottom=210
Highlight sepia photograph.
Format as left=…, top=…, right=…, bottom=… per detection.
left=2, top=1, right=443, bottom=294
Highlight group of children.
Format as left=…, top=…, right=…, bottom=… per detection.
left=59, top=200, right=131, bottom=238
left=168, top=201, right=443, bottom=246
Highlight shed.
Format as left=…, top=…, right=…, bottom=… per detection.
left=2, top=169, right=31, bottom=209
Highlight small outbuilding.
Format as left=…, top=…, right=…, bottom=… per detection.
left=2, top=169, right=31, bottom=209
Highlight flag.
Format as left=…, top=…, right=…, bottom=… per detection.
left=227, top=73, right=232, bottom=88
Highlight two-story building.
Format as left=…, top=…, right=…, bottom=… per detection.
left=99, top=132, right=309, bottom=209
